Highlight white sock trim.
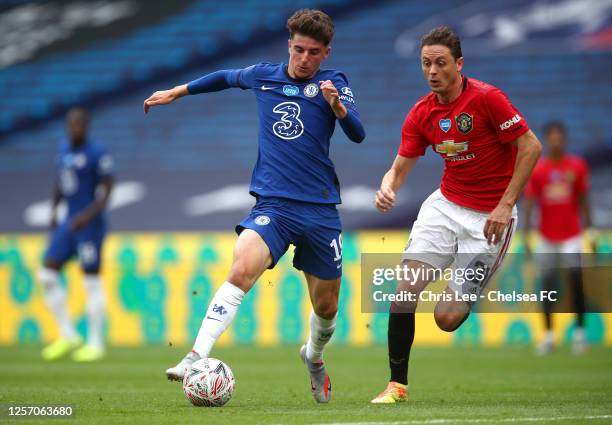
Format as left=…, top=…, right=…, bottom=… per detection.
left=306, top=311, right=337, bottom=363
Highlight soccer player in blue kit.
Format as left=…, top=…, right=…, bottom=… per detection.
left=38, top=108, right=114, bottom=362
left=144, top=9, right=364, bottom=403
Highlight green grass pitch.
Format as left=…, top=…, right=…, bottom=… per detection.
left=0, top=345, right=611, bottom=425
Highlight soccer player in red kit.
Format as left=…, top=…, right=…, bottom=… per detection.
left=371, top=26, right=542, bottom=403
left=524, top=122, right=595, bottom=355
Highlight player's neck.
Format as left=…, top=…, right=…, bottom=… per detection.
left=548, top=152, right=565, bottom=161
left=70, top=138, right=86, bottom=148
left=436, top=75, right=464, bottom=104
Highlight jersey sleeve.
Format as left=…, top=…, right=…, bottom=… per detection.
left=230, top=64, right=259, bottom=89
left=331, top=72, right=365, bottom=143
left=484, top=88, right=529, bottom=144
left=187, top=64, right=260, bottom=93
left=96, top=149, right=114, bottom=177
left=398, top=108, right=428, bottom=157
left=332, top=72, right=358, bottom=112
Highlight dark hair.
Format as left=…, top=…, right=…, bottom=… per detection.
left=287, top=9, right=334, bottom=46
left=543, top=121, right=566, bottom=136
left=420, top=26, right=462, bottom=59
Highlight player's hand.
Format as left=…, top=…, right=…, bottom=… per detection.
left=319, top=80, right=341, bottom=109
left=484, top=203, right=512, bottom=245
left=375, top=184, right=396, bottom=213
left=69, top=213, right=91, bottom=233
left=143, top=88, right=179, bottom=113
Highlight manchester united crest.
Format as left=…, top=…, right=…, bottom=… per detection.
left=455, top=112, right=473, bottom=134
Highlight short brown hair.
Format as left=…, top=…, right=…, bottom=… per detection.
left=287, top=9, right=334, bottom=46
left=543, top=121, right=566, bottom=136
left=420, top=26, right=462, bottom=60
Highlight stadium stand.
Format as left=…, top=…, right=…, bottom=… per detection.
left=1, top=0, right=610, bottom=231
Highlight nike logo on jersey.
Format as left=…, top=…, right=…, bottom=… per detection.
left=260, top=85, right=276, bottom=91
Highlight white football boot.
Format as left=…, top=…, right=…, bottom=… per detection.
left=166, top=351, right=201, bottom=381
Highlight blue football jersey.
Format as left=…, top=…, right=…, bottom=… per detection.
left=55, top=140, right=113, bottom=221
left=228, top=63, right=361, bottom=204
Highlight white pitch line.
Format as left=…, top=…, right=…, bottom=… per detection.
left=308, top=414, right=612, bottom=425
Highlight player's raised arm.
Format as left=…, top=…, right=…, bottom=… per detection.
left=484, top=129, right=542, bottom=244
left=375, top=155, right=419, bottom=213
left=320, top=79, right=365, bottom=143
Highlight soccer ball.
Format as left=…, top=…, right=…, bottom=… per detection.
left=182, top=358, right=235, bottom=407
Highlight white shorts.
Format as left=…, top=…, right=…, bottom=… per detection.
left=536, top=234, right=583, bottom=269
left=403, top=189, right=517, bottom=296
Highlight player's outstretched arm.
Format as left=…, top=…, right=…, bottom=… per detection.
left=143, top=84, right=189, bottom=113
left=375, top=155, right=418, bottom=213
left=144, top=69, right=251, bottom=114
left=484, top=129, right=542, bottom=244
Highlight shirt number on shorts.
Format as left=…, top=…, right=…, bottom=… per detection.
left=272, top=102, right=304, bottom=140
left=330, top=234, right=342, bottom=262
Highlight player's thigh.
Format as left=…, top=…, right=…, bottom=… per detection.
left=451, top=211, right=518, bottom=297
left=536, top=237, right=562, bottom=270
left=558, top=235, right=583, bottom=269
left=402, top=190, right=457, bottom=271
left=228, top=229, right=275, bottom=292
left=44, top=223, right=75, bottom=270
left=235, top=198, right=292, bottom=271
left=304, top=272, right=340, bottom=319
left=75, top=228, right=105, bottom=274
left=292, top=204, right=343, bottom=281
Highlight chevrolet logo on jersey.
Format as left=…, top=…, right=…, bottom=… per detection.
left=435, top=140, right=468, bottom=156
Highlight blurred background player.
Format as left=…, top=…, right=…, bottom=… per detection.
left=524, top=121, right=595, bottom=355
left=38, top=108, right=114, bottom=362
left=143, top=9, right=364, bottom=403
left=372, top=26, right=542, bottom=403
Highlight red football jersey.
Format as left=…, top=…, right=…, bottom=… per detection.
left=524, top=155, right=590, bottom=242
left=398, top=77, right=529, bottom=212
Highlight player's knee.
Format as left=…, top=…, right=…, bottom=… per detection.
left=313, top=295, right=338, bottom=320
left=227, top=263, right=257, bottom=292
left=434, top=312, right=464, bottom=332
left=43, top=259, right=62, bottom=272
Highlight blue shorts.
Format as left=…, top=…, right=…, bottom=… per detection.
left=44, top=221, right=106, bottom=273
left=236, top=197, right=343, bottom=280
